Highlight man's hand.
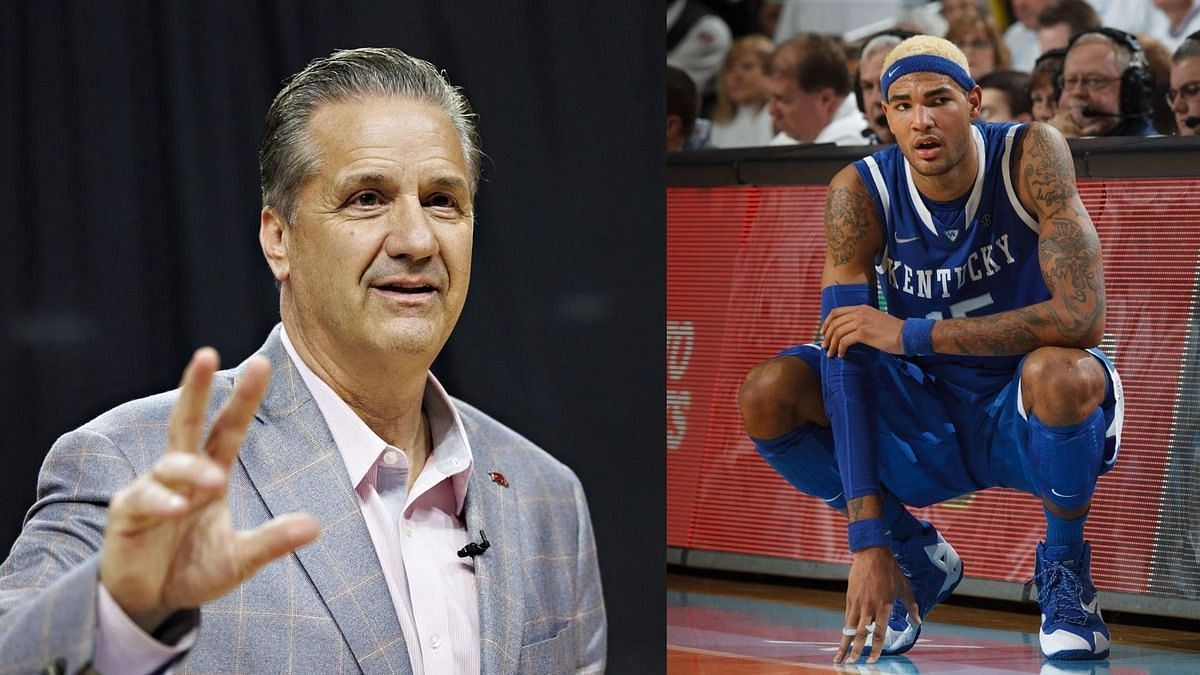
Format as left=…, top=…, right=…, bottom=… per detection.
left=821, top=305, right=904, bottom=358
left=834, top=546, right=919, bottom=665
left=99, top=348, right=321, bottom=635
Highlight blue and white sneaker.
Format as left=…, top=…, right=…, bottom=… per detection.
left=871, top=520, right=964, bottom=656
left=1035, top=541, right=1110, bottom=660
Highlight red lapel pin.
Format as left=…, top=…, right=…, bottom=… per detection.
left=488, top=471, right=509, bottom=488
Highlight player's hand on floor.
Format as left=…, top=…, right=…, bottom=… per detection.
left=822, top=305, right=904, bottom=358
left=836, top=546, right=919, bottom=664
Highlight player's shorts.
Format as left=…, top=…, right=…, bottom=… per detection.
left=779, top=343, right=1123, bottom=507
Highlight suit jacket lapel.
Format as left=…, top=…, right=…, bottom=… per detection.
left=236, top=327, right=412, bottom=674
left=463, top=415, right=525, bottom=674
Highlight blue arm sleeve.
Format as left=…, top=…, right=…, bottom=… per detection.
left=820, top=284, right=880, bottom=502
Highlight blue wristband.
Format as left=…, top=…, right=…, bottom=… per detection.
left=847, top=517, right=891, bottom=552
left=901, top=318, right=935, bottom=356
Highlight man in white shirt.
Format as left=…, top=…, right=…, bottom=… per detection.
left=1151, top=0, right=1200, bottom=52
left=1005, top=0, right=1049, bottom=72
left=0, top=47, right=606, bottom=675
left=766, top=33, right=868, bottom=146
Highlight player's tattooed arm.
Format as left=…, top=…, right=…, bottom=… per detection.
left=823, top=165, right=883, bottom=286
left=932, top=123, right=1105, bottom=355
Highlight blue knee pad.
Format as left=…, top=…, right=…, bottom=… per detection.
left=1027, top=408, right=1105, bottom=510
left=752, top=425, right=846, bottom=510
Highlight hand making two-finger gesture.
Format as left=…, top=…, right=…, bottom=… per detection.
left=99, top=348, right=321, bottom=634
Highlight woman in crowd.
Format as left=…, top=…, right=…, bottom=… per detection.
left=709, top=34, right=776, bottom=148
left=946, top=15, right=1011, bottom=79
left=1030, top=48, right=1065, bottom=122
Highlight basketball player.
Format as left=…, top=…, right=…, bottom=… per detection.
left=738, top=35, right=1121, bottom=664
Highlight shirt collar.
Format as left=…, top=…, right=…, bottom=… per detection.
left=279, top=326, right=473, bottom=514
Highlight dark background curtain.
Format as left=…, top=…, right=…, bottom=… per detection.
left=0, top=1, right=663, bottom=670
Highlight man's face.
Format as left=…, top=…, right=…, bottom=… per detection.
left=1011, top=0, right=1047, bottom=27
left=767, top=74, right=828, bottom=142
left=979, top=87, right=1014, bottom=121
left=1170, top=56, right=1200, bottom=137
left=1031, top=82, right=1057, bottom=122
left=263, top=96, right=474, bottom=364
left=883, top=72, right=981, bottom=178
left=1038, top=23, right=1072, bottom=53
left=1061, top=42, right=1123, bottom=134
left=858, top=50, right=894, bottom=143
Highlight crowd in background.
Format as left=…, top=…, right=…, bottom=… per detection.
left=666, top=0, right=1200, bottom=151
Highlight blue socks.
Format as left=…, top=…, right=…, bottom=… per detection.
left=1044, top=506, right=1087, bottom=558
left=1028, top=407, right=1105, bottom=561
left=1027, top=408, right=1105, bottom=512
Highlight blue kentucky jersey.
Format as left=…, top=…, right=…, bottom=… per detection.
left=853, top=121, right=1050, bottom=394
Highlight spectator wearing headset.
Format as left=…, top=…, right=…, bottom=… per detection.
left=1053, top=28, right=1158, bottom=137
left=1170, top=30, right=1200, bottom=135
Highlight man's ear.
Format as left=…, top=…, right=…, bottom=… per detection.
left=260, top=206, right=290, bottom=282
left=967, top=85, right=983, bottom=120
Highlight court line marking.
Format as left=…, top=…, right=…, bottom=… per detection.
left=668, top=644, right=843, bottom=671
left=762, top=639, right=985, bottom=651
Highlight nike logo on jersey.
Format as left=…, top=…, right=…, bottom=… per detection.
left=895, top=234, right=920, bottom=244
left=1051, top=488, right=1081, bottom=499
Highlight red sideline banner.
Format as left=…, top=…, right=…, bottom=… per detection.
left=667, top=179, right=1200, bottom=599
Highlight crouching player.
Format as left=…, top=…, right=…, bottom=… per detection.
left=738, top=36, right=1122, bottom=663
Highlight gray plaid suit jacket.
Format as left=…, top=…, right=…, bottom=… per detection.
left=0, top=327, right=606, bottom=674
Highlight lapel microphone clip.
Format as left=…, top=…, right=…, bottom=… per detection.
left=457, top=530, right=491, bottom=558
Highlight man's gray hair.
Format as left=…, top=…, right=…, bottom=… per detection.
left=861, top=34, right=903, bottom=64
left=1069, top=32, right=1143, bottom=74
left=260, top=47, right=482, bottom=223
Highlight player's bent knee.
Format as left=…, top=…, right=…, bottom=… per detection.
left=1021, top=347, right=1106, bottom=425
left=738, top=357, right=823, bottom=437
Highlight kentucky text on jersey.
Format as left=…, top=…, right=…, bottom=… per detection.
left=879, top=232, right=1017, bottom=299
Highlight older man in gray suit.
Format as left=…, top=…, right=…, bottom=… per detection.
left=0, top=48, right=606, bottom=674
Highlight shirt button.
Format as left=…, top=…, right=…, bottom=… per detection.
left=430, top=633, right=441, bottom=649
left=402, top=523, right=412, bottom=537
left=383, top=450, right=400, bottom=465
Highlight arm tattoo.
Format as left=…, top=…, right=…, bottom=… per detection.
left=845, top=495, right=881, bottom=523
left=1021, top=124, right=1077, bottom=222
left=825, top=185, right=872, bottom=267
left=934, top=125, right=1105, bottom=355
